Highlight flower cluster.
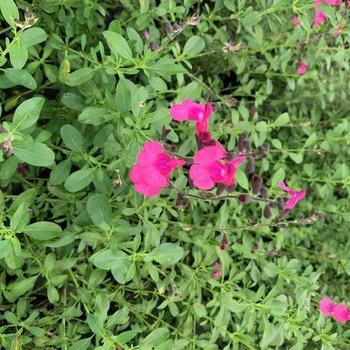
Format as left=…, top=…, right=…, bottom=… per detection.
left=320, top=297, right=350, bottom=323
left=130, top=99, right=306, bottom=215
left=130, top=99, right=246, bottom=197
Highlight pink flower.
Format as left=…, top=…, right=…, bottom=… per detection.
left=143, top=31, right=150, bottom=40
left=278, top=181, right=306, bottom=210
left=130, top=141, right=185, bottom=197
left=320, top=297, right=335, bottom=316
left=189, top=143, right=245, bottom=190
left=333, top=304, right=350, bottom=323
left=297, top=60, right=309, bottom=75
left=313, top=10, right=327, bottom=28
left=325, top=0, right=342, bottom=5
left=170, top=99, right=213, bottom=142
left=212, top=269, right=222, bottom=279
left=291, top=16, right=301, bottom=27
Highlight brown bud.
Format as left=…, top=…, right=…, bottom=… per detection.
left=216, top=183, right=225, bottom=196
left=161, top=126, right=170, bottom=141
left=263, top=204, right=272, bottom=219
left=226, top=183, right=236, bottom=193
left=149, top=41, right=159, bottom=51
left=251, top=174, right=262, bottom=194
left=238, top=194, right=251, bottom=203
left=238, top=133, right=247, bottom=152
left=245, top=157, right=255, bottom=175
left=260, top=186, right=269, bottom=199
left=276, top=197, right=285, bottom=211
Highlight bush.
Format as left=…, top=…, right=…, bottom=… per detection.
left=0, top=0, right=350, bottom=349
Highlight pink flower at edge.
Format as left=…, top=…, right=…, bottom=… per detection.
left=312, top=10, right=327, bottom=28
left=320, top=297, right=335, bottom=317
left=325, top=0, right=342, bottom=5
left=130, top=141, right=185, bottom=197
left=291, top=16, right=301, bottom=27
left=278, top=181, right=306, bottom=210
left=333, top=304, right=350, bottom=323
left=170, top=99, right=213, bottom=142
left=189, top=143, right=245, bottom=190
left=297, top=60, right=309, bottom=75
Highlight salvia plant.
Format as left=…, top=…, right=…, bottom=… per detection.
left=0, top=0, right=350, bottom=349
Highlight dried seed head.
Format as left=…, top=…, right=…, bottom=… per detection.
left=263, top=204, right=272, bottom=219
left=224, top=96, right=238, bottom=108
left=226, top=151, right=234, bottom=161
left=164, top=22, right=173, bottom=34
left=173, top=23, right=183, bottom=32
left=260, top=186, right=269, bottom=199
left=222, top=41, right=243, bottom=54
left=251, top=174, right=262, bottom=194
left=176, top=193, right=189, bottom=209
left=256, top=143, right=270, bottom=158
left=187, top=14, right=200, bottom=26
left=245, top=157, right=255, bottom=175
left=0, top=139, right=13, bottom=156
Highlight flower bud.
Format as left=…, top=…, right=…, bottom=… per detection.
left=263, top=204, right=272, bottom=219
left=245, top=157, right=255, bottom=175
left=216, top=183, right=225, bottom=196
left=164, top=22, right=173, bottom=34
left=260, top=186, right=269, bottom=199
left=276, top=197, right=285, bottom=211
left=238, top=194, right=251, bottom=203
left=251, top=174, right=262, bottom=194
left=220, top=234, right=228, bottom=250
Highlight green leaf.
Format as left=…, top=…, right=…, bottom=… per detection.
left=148, top=58, right=185, bottom=78
left=242, top=11, right=262, bottom=28
left=87, top=194, right=112, bottom=228
left=4, top=68, right=37, bottom=89
left=13, top=139, right=55, bottom=167
left=235, top=168, right=249, bottom=190
left=148, top=243, right=184, bottom=265
left=273, top=113, right=290, bottom=127
left=64, top=168, right=95, bottom=192
left=12, top=97, right=45, bottom=131
left=103, top=31, right=133, bottom=60
left=69, top=338, right=91, bottom=350
left=78, top=107, right=115, bottom=126
left=60, top=125, right=84, bottom=151
left=21, top=28, right=48, bottom=47
left=271, top=168, right=285, bottom=188
left=141, top=328, right=170, bottom=347
left=49, top=159, right=72, bottom=185
left=10, top=203, right=30, bottom=232
left=67, top=68, right=94, bottom=86
left=86, top=314, right=104, bottom=337
left=9, top=39, right=28, bottom=69
left=115, top=78, right=133, bottom=113
left=183, top=36, right=205, bottom=56
left=23, top=221, right=62, bottom=240
left=5, top=276, right=37, bottom=302
left=0, top=0, right=19, bottom=27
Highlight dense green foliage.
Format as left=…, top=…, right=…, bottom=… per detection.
left=0, top=0, right=350, bottom=349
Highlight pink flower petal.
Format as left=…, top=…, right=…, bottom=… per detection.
left=333, top=304, right=350, bottom=323
left=137, top=141, right=164, bottom=165
left=170, top=99, right=204, bottom=122
left=189, top=164, right=216, bottom=190
left=320, top=297, right=335, bottom=317
left=193, top=143, right=227, bottom=165
left=279, top=181, right=306, bottom=210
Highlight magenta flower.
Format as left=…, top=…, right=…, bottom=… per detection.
left=291, top=16, right=301, bottom=27
left=189, top=143, right=245, bottom=190
left=312, top=10, right=327, bottom=28
left=170, top=99, right=213, bottom=142
left=325, top=0, right=342, bottom=4
left=320, top=297, right=335, bottom=316
left=278, top=181, right=306, bottom=210
left=333, top=304, right=350, bottom=323
left=297, top=60, right=309, bottom=75
left=130, top=141, right=185, bottom=197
